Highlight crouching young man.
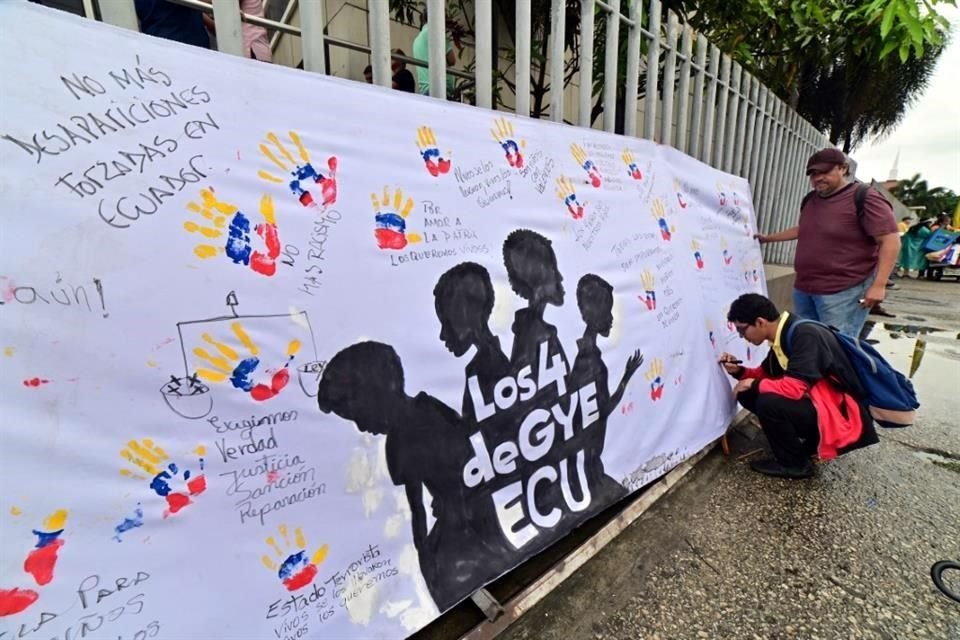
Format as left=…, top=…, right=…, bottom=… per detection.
left=720, top=293, right=879, bottom=478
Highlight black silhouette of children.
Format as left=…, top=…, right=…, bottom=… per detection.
left=502, top=229, right=569, bottom=374
left=316, top=341, right=490, bottom=611
left=569, top=275, right=643, bottom=507
left=433, top=262, right=511, bottom=431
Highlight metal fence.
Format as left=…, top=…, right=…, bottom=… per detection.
left=89, top=0, right=828, bottom=265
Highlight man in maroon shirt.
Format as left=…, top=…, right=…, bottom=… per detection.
left=757, top=148, right=900, bottom=337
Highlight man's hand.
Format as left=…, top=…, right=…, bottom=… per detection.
left=718, top=353, right=742, bottom=376
left=733, top=378, right=756, bottom=396
left=754, top=234, right=768, bottom=244
left=861, top=282, right=886, bottom=308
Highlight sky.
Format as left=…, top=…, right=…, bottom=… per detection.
left=850, top=5, right=960, bottom=192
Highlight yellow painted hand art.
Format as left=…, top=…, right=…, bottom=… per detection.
left=644, top=358, right=665, bottom=401
left=491, top=117, right=525, bottom=168
left=673, top=178, right=688, bottom=209
left=184, top=189, right=280, bottom=277
left=622, top=149, right=643, bottom=180
left=571, top=143, right=602, bottom=188
left=691, top=239, right=704, bottom=269
left=119, top=439, right=207, bottom=519
left=556, top=176, right=585, bottom=220
left=261, top=524, right=330, bottom=592
left=651, top=198, right=675, bottom=241
left=192, top=321, right=301, bottom=401
left=372, top=187, right=422, bottom=251
left=416, top=126, right=451, bottom=176
left=640, top=269, right=656, bottom=310
left=258, top=131, right=338, bottom=208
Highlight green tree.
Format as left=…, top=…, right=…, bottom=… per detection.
left=891, top=174, right=960, bottom=216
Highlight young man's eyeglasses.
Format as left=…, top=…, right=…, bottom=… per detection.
left=734, top=322, right=752, bottom=337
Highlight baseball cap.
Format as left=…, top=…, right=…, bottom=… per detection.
left=805, top=148, right=847, bottom=175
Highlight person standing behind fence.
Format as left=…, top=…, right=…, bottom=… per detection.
left=135, top=0, right=211, bottom=48
left=755, top=148, right=900, bottom=338
left=412, top=7, right=457, bottom=95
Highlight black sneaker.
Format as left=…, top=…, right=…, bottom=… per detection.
left=749, top=457, right=815, bottom=479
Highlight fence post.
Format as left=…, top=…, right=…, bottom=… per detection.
left=475, top=0, right=493, bottom=108
left=712, top=54, right=730, bottom=168
left=674, top=26, right=694, bottom=154
left=300, top=0, right=327, bottom=73
left=603, top=0, right=622, bottom=133
left=659, top=11, right=678, bottom=144
left=549, top=0, right=567, bottom=122
left=643, top=0, right=662, bottom=141
left=99, top=0, right=137, bottom=30
left=211, top=0, right=245, bottom=57
left=701, top=45, right=720, bottom=164
left=732, top=69, right=750, bottom=175
left=688, top=34, right=708, bottom=159
left=427, top=0, right=447, bottom=98
left=623, top=0, right=643, bottom=137
left=515, top=0, right=532, bottom=117
left=578, top=0, right=596, bottom=127
left=368, top=0, right=392, bottom=87
left=723, top=63, right=742, bottom=173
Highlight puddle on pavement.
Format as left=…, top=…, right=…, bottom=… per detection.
left=882, top=322, right=944, bottom=336
left=913, top=451, right=960, bottom=474
left=861, top=322, right=957, bottom=380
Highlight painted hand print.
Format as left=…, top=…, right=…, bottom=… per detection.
left=640, top=270, right=656, bottom=310
left=706, top=320, right=716, bottom=349
left=556, top=176, right=585, bottom=220
left=191, top=321, right=301, bottom=401
left=691, top=239, right=704, bottom=270
left=571, top=143, right=602, bottom=188
left=491, top=117, right=525, bottom=169
left=674, top=179, right=688, bottom=209
left=416, top=126, right=451, bottom=177
left=371, top=187, right=422, bottom=250
left=261, top=525, right=329, bottom=591
left=258, top=131, right=338, bottom=208
left=720, top=237, right=733, bottom=265
left=644, top=358, right=665, bottom=401
left=622, top=149, right=643, bottom=181
left=0, top=509, right=67, bottom=617
left=120, top=440, right=207, bottom=519
left=183, top=189, right=280, bottom=277
left=651, top=199, right=674, bottom=241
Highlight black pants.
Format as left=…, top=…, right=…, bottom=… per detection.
left=738, top=386, right=820, bottom=466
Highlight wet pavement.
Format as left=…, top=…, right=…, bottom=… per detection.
left=496, top=278, right=960, bottom=640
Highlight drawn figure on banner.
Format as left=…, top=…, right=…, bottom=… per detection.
left=640, top=270, right=657, bottom=311
left=183, top=189, right=280, bottom=277
left=372, top=187, right=423, bottom=250
left=568, top=275, right=644, bottom=506
left=258, top=131, right=338, bottom=209
left=162, top=296, right=322, bottom=418
left=691, top=240, right=704, bottom=270
left=192, top=321, right=301, bottom=401
left=622, top=149, right=643, bottom=181
left=316, top=342, right=488, bottom=611
left=491, top=117, right=525, bottom=169
left=503, top=229, right=569, bottom=375
left=674, top=179, right=688, bottom=209
left=261, top=524, right=330, bottom=591
left=716, top=182, right=727, bottom=207
left=119, top=440, right=207, bottom=519
left=644, top=358, right=665, bottom=401
left=651, top=199, right=675, bottom=241
left=555, top=176, right=586, bottom=220
left=415, top=126, right=452, bottom=177
left=570, top=143, right=602, bottom=188
left=0, top=509, right=67, bottom=617
left=720, top=237, right=734, bottom=265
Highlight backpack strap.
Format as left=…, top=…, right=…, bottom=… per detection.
left=800, top=190, right=815, bottom=211
left=783, top=317, right=825, bottom=355
left=854, top=183, right=870, bottom=220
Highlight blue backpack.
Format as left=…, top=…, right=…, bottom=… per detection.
left=785, top=319, right=920, bottom=428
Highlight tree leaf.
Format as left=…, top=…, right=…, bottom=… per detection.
left=879, top=38, right=899, bottom=59
left=899, top=41, right=911, bottom=63
left=880, top=1, right=897, bottom=38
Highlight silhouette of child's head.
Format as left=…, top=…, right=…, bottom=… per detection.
left=317, top=341, right=405, bottom=434
left=503, top=229, right=564, bottom=305
left=576, top=274, right=614, bottom=337
left=433, top=262, right=495, bottom=357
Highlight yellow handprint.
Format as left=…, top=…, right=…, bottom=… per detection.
left=640, top=269, right=656, bottom=310
left=183, top=189, right=280, bottom=277
left=651, top=198, right=674, bottom=241
left=692, top=239, right=704, bottom=269
left=644, top=358, right=665, bottom=401
left=623, top=149, right=643, bottom=180
left=491, top=117, right=525, bottom=168
left=192, top=321, right=301, bottom=401
left=119, top=439, right=207, bottom=517
left=258, top=130, right=338, bottom=208
left=371, top=186, right=422, bottom=250
left=556, top=176, right=585, bottom=220
left=261, top=524, right=330, bottom=592
left=416, top=126, right=451, bottom=176
left=571, top=143, right=602, bottom=187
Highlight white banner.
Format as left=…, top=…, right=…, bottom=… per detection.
left=0, top=4, right=767, bottom=639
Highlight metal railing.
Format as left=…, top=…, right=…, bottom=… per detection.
left=89, top=0, right=828, bottom=265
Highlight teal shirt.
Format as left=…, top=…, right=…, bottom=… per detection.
left=412, top=24, right=454, bottom=95
left=898, top=225, right=933, bottom=271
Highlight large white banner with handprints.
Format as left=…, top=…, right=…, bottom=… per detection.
left=0, top=3, right=767, bottom=639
